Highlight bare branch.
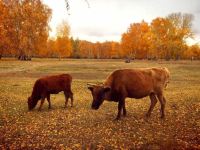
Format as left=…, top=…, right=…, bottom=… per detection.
left=64, top=0, right=90, bottom=15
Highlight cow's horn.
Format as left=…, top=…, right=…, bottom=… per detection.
left=87, top=83, right=96, bottom=86
left=97, top=82, right=104, bottom=85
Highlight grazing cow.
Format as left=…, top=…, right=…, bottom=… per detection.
left=28, top=74, right=73, bottom=111
left=88, top=67, right=170, bottom=120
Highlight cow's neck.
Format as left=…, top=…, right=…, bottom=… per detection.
left=104, top=91, right=112, bottom=101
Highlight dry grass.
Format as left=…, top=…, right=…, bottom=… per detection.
left=0, top=58, right=200, bottom=149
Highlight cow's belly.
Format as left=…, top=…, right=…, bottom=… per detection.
left=48, top=89, right=62, bottom=94
left=49, top=91, right=60, bottom=94
left=127, top=87, right=153, bottom=99
left=128, top=92, right=150, bottom=99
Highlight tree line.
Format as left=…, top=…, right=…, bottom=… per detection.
left=0, top=0, right=199, bottom=60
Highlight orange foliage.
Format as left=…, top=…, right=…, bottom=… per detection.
left=183, top=45, right=200, bottom=60
left=121, top=21, right=150, bottom=59
left=43, top=21, right=72, bottom=59
left=0, top=0, right=52, bottom=60
left=55, top=21, right=72, bottom=58
left=77, top=41, right=120, bottom=59
left=120, top=13, right=194, bottom=60
left=0, top=6, right=197, bottom=60
left=0, top=1, right=12, bottom=57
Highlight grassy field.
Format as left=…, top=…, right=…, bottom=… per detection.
left=0, top=58, right=200, bottom=149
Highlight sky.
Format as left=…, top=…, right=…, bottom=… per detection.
left=43, top=0, right=200, bottom=45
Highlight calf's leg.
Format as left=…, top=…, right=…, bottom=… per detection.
left=69, top=92, right=74, bottom=107
left=64, top=91, right=69, bottom=108
left=157, top=93, right=166, bottom=118
left=47, top=94, right=51, bottom=109
left=38, top=95, right=46, bottom=111
left=64, top=90, right=74, bottom=107
left=146, top=93, right=158, bottom=117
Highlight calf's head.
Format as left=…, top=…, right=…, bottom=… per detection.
left=88, top=85, right=110, bottom=110
left=27, top=96, right=37, bottom=110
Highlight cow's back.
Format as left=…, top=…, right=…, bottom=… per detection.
left=105, top=68, right=168, bottom=99
left=39, top=74, right=72, bottom=93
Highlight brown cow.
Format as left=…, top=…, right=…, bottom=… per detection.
left=28, top=74, right=73, bottom=111
left=88, top=67, right=170, bottom=120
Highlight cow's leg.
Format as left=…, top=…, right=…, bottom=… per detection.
left=116, top=98, right=125, bottom=120
left=64, top=91, right=69, bottom=108
left=157, top=93, right=166, bottom=118
left=69, top=91, right=74, bottom=107
left=162, top=96, right=167, bottom=117
left=47, top=94, right=51, bottom=109
left=38, top=95, right=46, bottom=111
left=123, top=102, right=127, bottom=117
left=146, top=93, right=158, bottom=117
left=163, top=96, right=166, bottom=104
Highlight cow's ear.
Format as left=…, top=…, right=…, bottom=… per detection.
left=88, top=86, right=93, bottom=92
left=103, top=86, right=111, bottom=93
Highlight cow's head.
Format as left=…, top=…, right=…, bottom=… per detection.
left=88, top=85, right=111, bottom=110
left=27, top=96, right=37, bottom=110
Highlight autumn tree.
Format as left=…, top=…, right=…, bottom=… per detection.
left=55, top=20, right=72, bottom=59
left=166, top=13, right=194, bottom=60
left=99, top=42, right=109, bottom=58
left=1, top=0, right=52, bottom=59
left=150, top=17, right=172, bottom=60
left=0, top=0, right=10, bottom=59
left=79, top=40, right=94, bottom=58
left=71, top=38, right=80, bottom=58
left=121, top=21, right=150, bottom=59
left=110, top=42, right=120, bottom=58
left=184, top=44, right=200, bottom=60
left=45, top=38, right=56, bottom=57
left=97, top=41, right=121, bottom=59
left=149, top=13, right=194, bottom=60
left=120, top=12, right=195, bottom=60
left=0, top=0, right=52, bottom=60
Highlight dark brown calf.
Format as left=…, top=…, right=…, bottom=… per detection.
left=28, top=74, right=73, bottom=111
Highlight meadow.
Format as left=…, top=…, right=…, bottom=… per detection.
left=0, top=58, right=199, bottom=149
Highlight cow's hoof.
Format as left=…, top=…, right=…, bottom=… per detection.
left=160, top=115, right=165, bottom=119
left=114, top=117, right=121, bottom=121
left=123, top=112, right=127, bottom=117
left=145, top=113, right=151, bottom=118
